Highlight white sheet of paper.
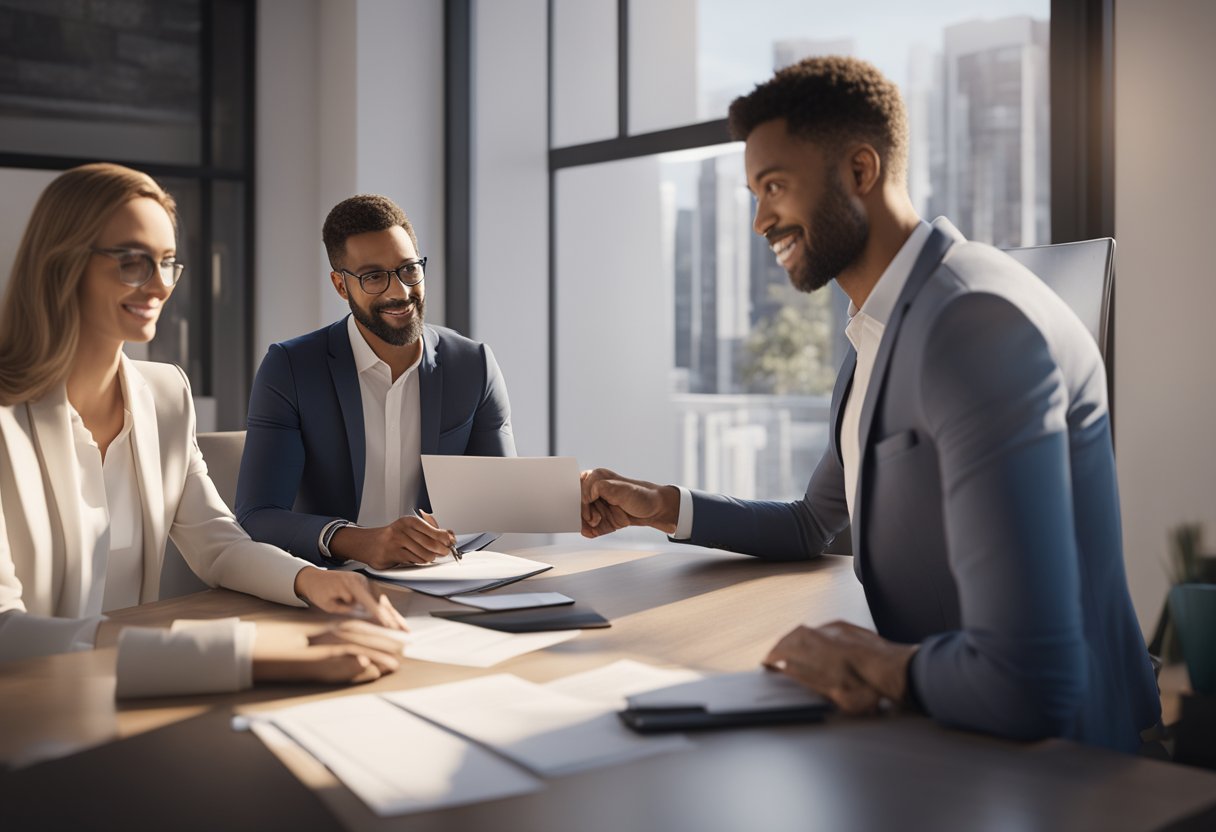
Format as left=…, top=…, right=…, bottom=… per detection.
left=253, top=694, right=542, bottom=816
left=451, top=592, right=574, bottom=611
left=363, top=550, right=552, bottom=596
left=420, top=455, right=581, bottom=533
left=401, top=615, right=578, bottom=667
left=385, top=675, right=691, bottom=777
left=364, top=550, right=549, bottom=581
left=626, top=669, right=829, bottom=714
left=545, top=660, right=704, bottom=709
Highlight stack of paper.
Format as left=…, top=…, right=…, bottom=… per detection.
left=363, top=550, right=552, bottom=597
left=385, top=674, right=691, bottom=777
left=244, top=660, right=710, bottom=817
left=249, top=694, right=542, bottom=816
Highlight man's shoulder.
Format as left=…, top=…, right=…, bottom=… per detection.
left=271, top=320, right=343, bottom=356
left=427, top=324, right=490, bottom=362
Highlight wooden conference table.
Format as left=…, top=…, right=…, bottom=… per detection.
left=2, top=540, right=1215, bottom=832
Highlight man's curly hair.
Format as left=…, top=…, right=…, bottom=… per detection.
left=322, top=194, right=418, bottom=269
left=728, top=56, right=908, bottom=183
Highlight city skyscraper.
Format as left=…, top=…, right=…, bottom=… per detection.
left=937, top=15, right=1050, bottom=247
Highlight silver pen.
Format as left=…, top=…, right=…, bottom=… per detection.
left=414, top=508, right=461, bottom=563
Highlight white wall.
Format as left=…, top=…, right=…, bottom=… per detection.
left=471, top=0, right=550, bottom=456
left=1115, top=0, right=1216, bottom=629
left=255, top=0, right=446, bottom=367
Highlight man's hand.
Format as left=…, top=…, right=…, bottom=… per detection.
left=293, top=567, right=410, bottom=630
left=328, top=511, right=456, bottom=568
left=763, top=621, right=918, bottom=715
left=580, top=468, right=680, bottom=538
left=252, top=619, right=408, bottom=685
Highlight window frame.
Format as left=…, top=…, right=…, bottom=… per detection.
left=0, top=0, right=258, bottom=427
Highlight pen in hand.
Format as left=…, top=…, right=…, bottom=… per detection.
left=413, top=508, right=462, bottom=563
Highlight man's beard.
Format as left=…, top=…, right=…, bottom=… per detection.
left=791, top=173, right=870, bottom=294
left=349, top=294, right=425, bottom=346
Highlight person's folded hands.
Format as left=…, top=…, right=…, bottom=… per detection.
left=252, top=619, right=409, bottom=685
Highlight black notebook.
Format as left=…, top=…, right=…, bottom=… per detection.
left=430, top=604, right=610, bottom=633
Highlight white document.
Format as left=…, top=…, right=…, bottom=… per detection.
left=421, top=455, right=581, bottom=533
left=363, top=550, right=552, bottom=597
left=545, top=660, right=704, bottom=709
left=401, top=616, right=578, bottom=668
left=252, top=694, right=542, bottom=817
left=626, top=669, right=829, bottom=714
left=385, top=675, right=690, bottom=777
left=452, top=592, right=574, bottom=611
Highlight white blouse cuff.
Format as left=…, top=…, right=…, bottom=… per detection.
left=114, top=618, right=257, bottom=699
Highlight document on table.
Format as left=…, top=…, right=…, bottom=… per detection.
left=626, top=668, right=830, bottom=713
left=248, top=694, right=542, bottom=817
left=401, top=616, right=579, bottom=667
left=384, top=674, right=691, bottom=777
left=420, top=455, right=581, bottom=533
left=545, top=659, right=704, bottom=709
left=362, top=550, right=552, bottom=597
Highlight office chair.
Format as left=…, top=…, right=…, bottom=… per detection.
left=1003, top=237, right=1116, bottom=365
left=157, top=430, right=248, bottom=599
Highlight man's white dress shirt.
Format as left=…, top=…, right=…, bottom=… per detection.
left=347, top=314, right=423, bottom=527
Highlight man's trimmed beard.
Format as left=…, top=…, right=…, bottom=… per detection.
left=792, top=172, right=870, bottom=294
left=349, top=294, right=425, bottom=346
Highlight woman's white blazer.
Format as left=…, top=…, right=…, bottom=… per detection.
left=0, top=356, right=306, bottom=662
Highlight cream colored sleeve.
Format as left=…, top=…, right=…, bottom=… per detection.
left=165, top=368, right=308, bottom=609
left=114, top=618, right=256, bottom=699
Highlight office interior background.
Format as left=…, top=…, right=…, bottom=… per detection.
left=0, top=0, right=1212, bottom=634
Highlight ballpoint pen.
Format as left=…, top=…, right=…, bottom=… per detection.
left=413, top=508, right=462, bottom=563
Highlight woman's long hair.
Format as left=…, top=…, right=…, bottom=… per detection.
left=0, top=163, right=177, bottom=405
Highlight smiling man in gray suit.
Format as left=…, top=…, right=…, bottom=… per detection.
left=580, top=57, right=1159, bottom=751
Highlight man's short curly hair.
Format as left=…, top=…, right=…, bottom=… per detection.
left=322, top=194, right=418, bottom=269
left=728, top=56, right=908, bottom=183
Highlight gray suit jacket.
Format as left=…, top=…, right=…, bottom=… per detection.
left=686, top=219, right=1159, bottom=751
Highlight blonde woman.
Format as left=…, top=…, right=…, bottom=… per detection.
left=0, top=163, right=407, bottom=696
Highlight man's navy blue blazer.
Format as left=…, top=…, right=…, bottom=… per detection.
left=235, top=318, right=515, bottom=564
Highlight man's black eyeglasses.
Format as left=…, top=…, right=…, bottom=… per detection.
left=338, top=257, right=427, bottom=295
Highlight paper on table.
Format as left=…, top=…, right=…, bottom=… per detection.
left=251, top=694, right=542, bottom=817
left=626, top=669, right=830, bottom=714
left=401, top=615, right=578, bottom=667
left=420, top=455, right=581, bottom=533
left=385, top=675, right=691, bottom=777
left=363, top=550, right=552, bottom=597
left=545, top=659, right=704, bottom=709
left=452, top=591, right=574, bottom=611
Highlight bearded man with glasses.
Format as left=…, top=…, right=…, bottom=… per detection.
left=236, top=195, right=515, bottom=570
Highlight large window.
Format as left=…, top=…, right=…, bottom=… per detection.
left=551, top=0, right=1051, bottom=501
left=0, top=0, right=255, bottom=431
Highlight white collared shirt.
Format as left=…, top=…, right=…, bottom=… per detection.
left=840, top=220, right=932, bottom=516
left=64, top=371, right=253, bottom=694
left=69, top=402, right=144, bottom=612
left=674, top=220, right=932, bottom=537
left=346, top=313, right=423, bottom=528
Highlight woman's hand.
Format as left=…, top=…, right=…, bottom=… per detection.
left=252, top=619, right=409, bottom=685
left=292, top=566, right=409, bottom=631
